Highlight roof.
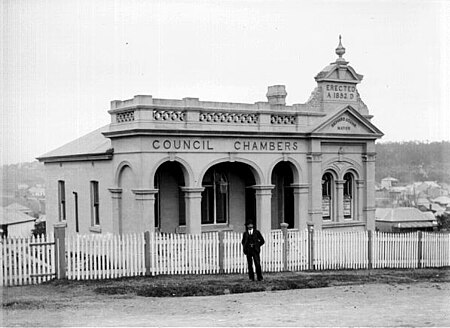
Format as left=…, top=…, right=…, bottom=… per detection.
left=375, top=207, right=436, bottom=222
left=432, top=196, right=450, bottom=205
left=5, top=202, right=31, bottom=212
left=382, top=177, right=398, bottom=181
left=396, top=221, right=437, bottom=229
left=0, top=208, right=36, bottom=225
left=37, top=125, right=111, bottom=160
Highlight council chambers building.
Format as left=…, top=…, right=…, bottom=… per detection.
left=38, top=38, right=383, bottom=235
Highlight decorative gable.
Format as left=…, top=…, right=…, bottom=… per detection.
left=310, top=106, right=383, bottom=137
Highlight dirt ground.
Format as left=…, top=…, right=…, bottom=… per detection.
left=2, top=269, right=450, bottom=327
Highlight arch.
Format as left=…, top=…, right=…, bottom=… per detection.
left=267, top=156, right=303, bottom=184
left=322, top=156, right=362, bottom=180
left=114, top=160, right=136, bottom=187
left=342, top=167, right=360, bottom=180
left=270, top=160, right=296, bottom=229
left=149, top=156, right=195, bottom=187
left=197, top=157, right=264, bottom=187
left=321, top=170, right=337, bottom=221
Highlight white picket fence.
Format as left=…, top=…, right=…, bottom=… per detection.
left=150, top=232, right=219, bottom=275
left=1, top=230, right=449, bottom=285
left=0, top=234, right=55, bottom=286
left=66, top=233, right=146, bottom=280
left=314, top=230, right=369, bottom=270
left=372, top=231, right=419, bottom=269
left=422, top=232, right=450, bottom=268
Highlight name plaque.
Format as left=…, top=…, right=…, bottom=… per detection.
left=324, top=83, right=357, bottom=101
left=150, top=138, right=299, bottom=152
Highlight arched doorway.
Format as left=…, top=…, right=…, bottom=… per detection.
left=271, top=162, right=294, bottom=229
left=201, top=162, right=256, bottom=230
left=154, top=162, right=186, bottom=233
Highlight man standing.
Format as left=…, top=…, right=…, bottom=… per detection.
left=241, top=222, right=265, bottom=281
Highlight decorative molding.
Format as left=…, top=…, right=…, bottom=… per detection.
left=270, top=114, right=296, bottom=125
left=116, top=110, right=135, bottom=123
left=307, top=152, right=322, bottom=162
left=199, top=112, right=259, bottom=124
left=153, top=109, right=185, bottom=121
left=362, top=153, right=376, bottom=162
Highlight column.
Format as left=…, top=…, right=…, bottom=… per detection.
left=363, top=150, right=377, bottom=231
left=108, top=188, right=122, bottom=234
left=291, top=183, right=309, bottom=230
left=181, top=187, right=204, bottom=234
left=307, top=152, right=323, bottom=230
left=252, top=185, right=274, bottom=233
left=132, top=188, right=158, bottom=233
left=356, top=180, right=365, bottom=221
left=336, top=179, right=345, bottom=222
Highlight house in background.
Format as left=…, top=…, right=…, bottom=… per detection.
left=380, top=177, right=398, bottom=189
left=375, top=207, right=438, bottom=232
left=0, top=208, right=36, bottom=237
left=5, top=202, right=33, bottom=216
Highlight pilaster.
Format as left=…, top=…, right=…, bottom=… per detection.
left=307, top=152, right=323, bottom=230
left=291, top=183, right=309, bottom=230
left=181, top=187, right=204, bottom=234
left=108, top=188, right=123, bottom=234
left=132, top=188, right=158, bottom=233
left=335, top=179, right=345, bottom=222
left=252, top=185, right=274, bottom=233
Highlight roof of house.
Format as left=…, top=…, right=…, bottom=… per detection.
left=432, top=196, right=450, bottom=205
left=37, top=125, right=111, bottom=160
left=375, top=207, right=436, bottom=222
left=5, top=202, right=31, bottom=212
left=382, top=177, right=398, bottom=182
left=0, top=208, right=36, bottom=225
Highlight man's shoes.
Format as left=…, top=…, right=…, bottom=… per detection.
left=257, top=277, right=263, bottom=281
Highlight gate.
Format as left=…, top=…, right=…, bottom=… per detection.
left=1, top=234, right=56, bottom=286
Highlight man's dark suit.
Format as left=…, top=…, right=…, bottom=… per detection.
left=241, top=228, right=265, bottom=281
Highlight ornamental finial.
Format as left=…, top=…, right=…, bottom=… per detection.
left=335, top=35, right=346, bottom=59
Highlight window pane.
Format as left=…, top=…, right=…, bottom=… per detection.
left=201, top=186, right=214, bottom=224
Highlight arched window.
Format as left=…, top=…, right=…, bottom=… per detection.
left=343, top=172, right=354, bottom=219
left=322, top=173, right=333, bottom=220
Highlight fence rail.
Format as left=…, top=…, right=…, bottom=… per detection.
left=1, top=229, right=449, bottom=286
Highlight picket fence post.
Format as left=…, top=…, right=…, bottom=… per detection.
left=218, top=231, right=225, bottom=273
left=144, top=231, right=151, bottom=275
left=417, top=231, right=423, bottom=268
left=308, top=225, right=314, bottom=270
left=54, top=222, right=67, bottom=279
left=368, top=230, right=373, bottom=270
left=280, top=223, right=289, bottom=271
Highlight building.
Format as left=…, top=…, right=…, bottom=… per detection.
left=375, top=207, right=438, bottom=232
left=5, top=202, right=33, bottom=216
left=38, top=38, right=383, bottom=235
left=0, top=208, right=36, bottom=237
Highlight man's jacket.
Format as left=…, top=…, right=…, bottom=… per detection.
left=241, top=230, right=265, bottom=255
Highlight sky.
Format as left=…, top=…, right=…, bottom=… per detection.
left=2, top=0, right=449, bottom=165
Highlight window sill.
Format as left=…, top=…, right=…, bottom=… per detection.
left=53, top=221, right=67, bottom=228
left=89, top=226, right=102, bottom=233
left=322, top=221, right=366, bottom=229
left=175, top=224, right=234, bottom=234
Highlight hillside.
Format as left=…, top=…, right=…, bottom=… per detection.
left=375, top=141, right=450, bottom=184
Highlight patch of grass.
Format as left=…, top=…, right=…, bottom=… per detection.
left=3, top=300, right=45, bottom=310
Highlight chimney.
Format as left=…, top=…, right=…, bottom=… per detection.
left=266, top=85, right=287, bottom=106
